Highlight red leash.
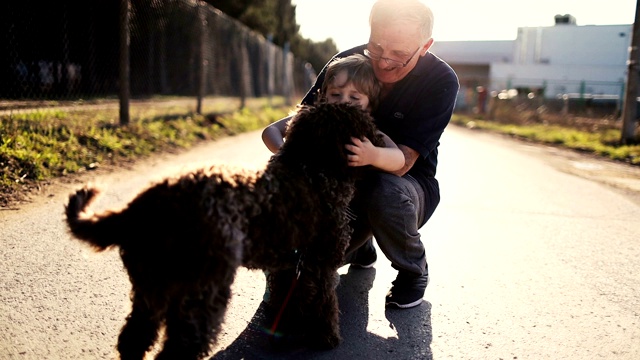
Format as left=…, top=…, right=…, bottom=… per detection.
left=269, top=273, right=298, bottom=334
left=269, top=254, right=304, bottom=335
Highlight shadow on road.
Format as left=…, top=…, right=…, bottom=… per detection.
left=210, top=267, right=433, bottom=359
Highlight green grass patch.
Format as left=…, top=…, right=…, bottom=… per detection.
left=0, top=97, right=292, bottom=206
left=451, top=114, right=640, bottom=165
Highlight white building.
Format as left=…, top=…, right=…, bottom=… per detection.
left=430, top=15, right=633, bottom=110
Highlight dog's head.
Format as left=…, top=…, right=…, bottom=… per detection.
left=274, top=103, right=384, bottom=179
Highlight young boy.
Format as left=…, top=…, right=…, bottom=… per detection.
left=262, top=54, right=404, bottom=172
left=260, top=54, right=404, bottom=306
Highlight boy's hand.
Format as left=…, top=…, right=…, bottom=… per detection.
left=345, top=136, right=378, bottom=167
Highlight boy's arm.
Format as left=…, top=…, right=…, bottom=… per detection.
left=261, top=116, right=292, bottom=153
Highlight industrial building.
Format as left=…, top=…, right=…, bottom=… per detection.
left=430, top=15, right=633, bottom=110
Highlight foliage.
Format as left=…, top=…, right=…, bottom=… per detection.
left=204, top=0, right=267, bottom=19
left=292, top=37, right=340, bottom=75
left=205, top=0, right=296, bottom=45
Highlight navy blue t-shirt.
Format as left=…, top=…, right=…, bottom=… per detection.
left=301, top=44, right=459, bottom=187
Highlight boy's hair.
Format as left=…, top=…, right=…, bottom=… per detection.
left=369, top=0, right=434, bottom=42
left=320, top=54, right=382, bottom=111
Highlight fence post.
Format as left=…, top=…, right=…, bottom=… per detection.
left=196, top=1, right=207, bottom=115
left=238, top=31, right=250, bottom=109
left=267, top=35, right=275, bottom=107
left=283, top=41, right=293, bottom=106
left=578, top=80, right=586, bottom=109
left=617, top=82, right=625, bottom=115
left=562, top=94, right=569, bottom=116
left=488, top=91, right=498, bottom=118
left=119, top=0, right=131, bottom=125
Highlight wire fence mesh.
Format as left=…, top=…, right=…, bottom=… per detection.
left=1, top=0, right=316, bottom=113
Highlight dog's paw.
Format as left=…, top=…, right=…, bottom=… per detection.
left=267, top=330, right=307, bottom=352
left=310, top=332, right=341, bottom=350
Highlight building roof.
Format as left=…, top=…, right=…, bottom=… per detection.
left=430, top=40, right=514, bottom=65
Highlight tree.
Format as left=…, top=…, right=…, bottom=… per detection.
left=203, top=0, right=337, bottom=73
left=203, top=0, right=266, bottom=18
left=291, top=36, right=338, bottom=74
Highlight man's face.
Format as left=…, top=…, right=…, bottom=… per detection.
left=367, top=21, right=430, bottom=86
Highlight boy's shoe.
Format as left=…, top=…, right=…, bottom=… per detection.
left=348, top=239, right=377, bottom=269
left=385, top=271, right=430, bottom=309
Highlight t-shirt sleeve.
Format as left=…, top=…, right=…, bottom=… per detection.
left=397, top=71, right=459, bottom=159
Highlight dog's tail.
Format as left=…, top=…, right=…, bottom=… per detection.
left=65, top=185, right=122, bottom=251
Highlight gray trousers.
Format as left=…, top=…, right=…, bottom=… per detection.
left=347, top=172, right=440, bottom=276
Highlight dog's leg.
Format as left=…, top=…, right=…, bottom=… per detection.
left=303, top=267, right=342, bottom=349
left=267, top=267, right=342, bottom=350
left=263, top=268, right=300, bottom=344
left=155, top=280, right=235, bottom=360
left=117, top=292, right=161, bottom=360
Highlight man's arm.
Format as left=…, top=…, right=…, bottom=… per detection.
left=390, top=144, right=420, bottom=177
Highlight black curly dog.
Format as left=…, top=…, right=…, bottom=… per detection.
left=64, top=103, right=384, bottom=360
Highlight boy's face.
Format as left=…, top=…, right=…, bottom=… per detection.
left=325, top=70, right=371, bottom=112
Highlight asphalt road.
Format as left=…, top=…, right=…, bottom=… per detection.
left=1, top=125, right=639, bottom=359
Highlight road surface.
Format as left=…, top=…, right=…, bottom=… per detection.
left=1, top=125, right=639, bottom=359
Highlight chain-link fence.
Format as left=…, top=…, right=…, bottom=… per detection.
left=1, top=0, right=316, bottom=113
left=454, top=75, right=640, bottom=130
left=456, top=83, right=640, bottom=134
left=456, top=76, right=630, bottom=114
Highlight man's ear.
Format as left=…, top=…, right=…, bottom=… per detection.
left=421, top=38, right=434, bottom=56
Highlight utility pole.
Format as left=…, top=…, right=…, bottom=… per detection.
left=621, top=0, right=640, bottom=144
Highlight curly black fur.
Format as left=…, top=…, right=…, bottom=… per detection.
left=64, top=103, right=383, bottom=360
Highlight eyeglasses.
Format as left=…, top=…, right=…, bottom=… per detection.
left=364, top=47, right=421, bottom=68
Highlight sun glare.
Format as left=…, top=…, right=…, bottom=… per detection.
left=293, top=0, right=636, bottom=51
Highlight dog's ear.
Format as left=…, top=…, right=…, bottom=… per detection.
left=278, top=103, right=379, bottom=176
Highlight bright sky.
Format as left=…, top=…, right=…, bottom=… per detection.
left=292, top=0, right=637, bottom=51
